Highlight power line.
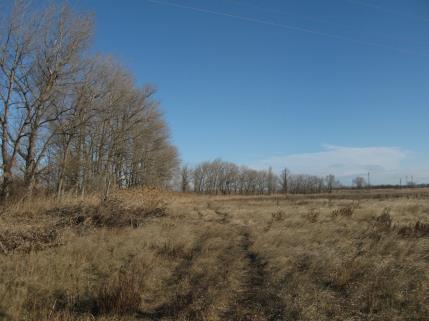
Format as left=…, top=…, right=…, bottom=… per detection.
left=228, top=0, right=346, bottom=27
left=145, top=0, right=426, bottom=56
left=344, top=0, right=429, bottom=23
left=228, top=0, right=428, bottom=46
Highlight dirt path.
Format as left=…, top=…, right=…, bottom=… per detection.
left=222, top=228, right=285, bottom=321
left=199, top=203, right=286, bottom=320
left=137, top=237, right=208, bottom=320
left=136, top=203, right=286, bottom=321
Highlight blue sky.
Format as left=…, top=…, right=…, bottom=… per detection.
left=71, top=0, right=429, bottom=184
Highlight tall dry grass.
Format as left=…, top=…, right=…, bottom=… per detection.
left=0, top=189, right=428, bottom=320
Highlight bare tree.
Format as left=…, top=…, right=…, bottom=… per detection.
left=0, top=2, right=93, bottom=198
left=267, top=166, right=276, bottom=194
left=0, top=1, right=36, bottom=199
left=353, top=176, right=366, bottom=189
left=279, top=168, right=289, bottom=194
left=326, top=174, right=336, bottom=193
left=0, top=2, right=179, bottom=200
left=180, top=165, right=192, bottom=192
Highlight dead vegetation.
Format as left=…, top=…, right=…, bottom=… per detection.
left=0, top=189, right=428, bottom=321
left=48, top=198, right=167, bottom=229
left=397, top=221, right=429, bottom=237
left=374, top=207, right=429, bottom=238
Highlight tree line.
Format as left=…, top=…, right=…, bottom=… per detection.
left=180, top=159, right=342, bottom=195
left=0, top=2, right=178, bottom=200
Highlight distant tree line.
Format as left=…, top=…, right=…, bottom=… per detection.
left=180, top=159, right=342, bottom=195
left=0, top=2, right=178, bottom=200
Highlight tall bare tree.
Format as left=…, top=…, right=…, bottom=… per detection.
left=0, top=2, right=179, bottom=200
left=280, top=168, right=290, bottom=194
left=180, top=165, right=191, bottom=192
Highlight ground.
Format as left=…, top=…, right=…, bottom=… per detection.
left=0, top=189, right=428, bottom=321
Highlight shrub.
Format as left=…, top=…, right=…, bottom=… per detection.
left=304, top=209, right=319, bottom=223
left=331, top=206, right=354, bottom=218
left=376, top=208, right=392, bottom=228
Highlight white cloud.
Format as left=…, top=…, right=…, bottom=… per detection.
left=252, top=145, right=418, bottom=184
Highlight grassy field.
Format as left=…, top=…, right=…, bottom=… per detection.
left=0, top=189, right=428, bottom=321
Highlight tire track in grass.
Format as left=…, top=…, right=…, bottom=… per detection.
left=137, top=235, right=206, bottom=320
left=137, top=222, right=238, bottom=321
left=201, top=204, right=285, bottom=320
left=224, top=228, right=285, bottom=321
left=138, top=204, right=285, bottom=321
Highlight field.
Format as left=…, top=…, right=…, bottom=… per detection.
left=1, top=189, right=428, bottom=321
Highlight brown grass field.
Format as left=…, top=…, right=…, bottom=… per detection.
left=0, top=188, right=428, bottom=321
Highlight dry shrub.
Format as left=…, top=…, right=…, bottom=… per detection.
left=397, top=225, right=414, bottom=237
left=331, top=206, right=354, bottom=218
left=48, top=198, right=166, bottom=229
left=115, top=187, right=168, bottom=213
left=265, top=211, right=286, bottom=231
left=94, top=270, right=141, bottom=314
left=271, top=211, right=285, bottom=222
left=398, top=221, right=429, bottom=238
left=414, top=221, right=429, bottom=236
left=325, top=258, right=363, bottom=292
left=374, top=207, right=429, bottom=238
left=1, top=187, right=167, bottom=220
left=0, top=188, right=168, bottom=256
left=0, top=228, right=59, bottom=254
left=376, top=207, right=393, bottom=228
left=304, top=209, right=319, bottom=223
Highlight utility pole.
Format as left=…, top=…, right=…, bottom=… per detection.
left=367, top=172, right=370, bottom=190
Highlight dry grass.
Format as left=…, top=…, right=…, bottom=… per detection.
left=0, top=189, right=428, bottom=320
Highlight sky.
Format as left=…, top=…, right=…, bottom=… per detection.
left=68, top=0, right=429, bottom=184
